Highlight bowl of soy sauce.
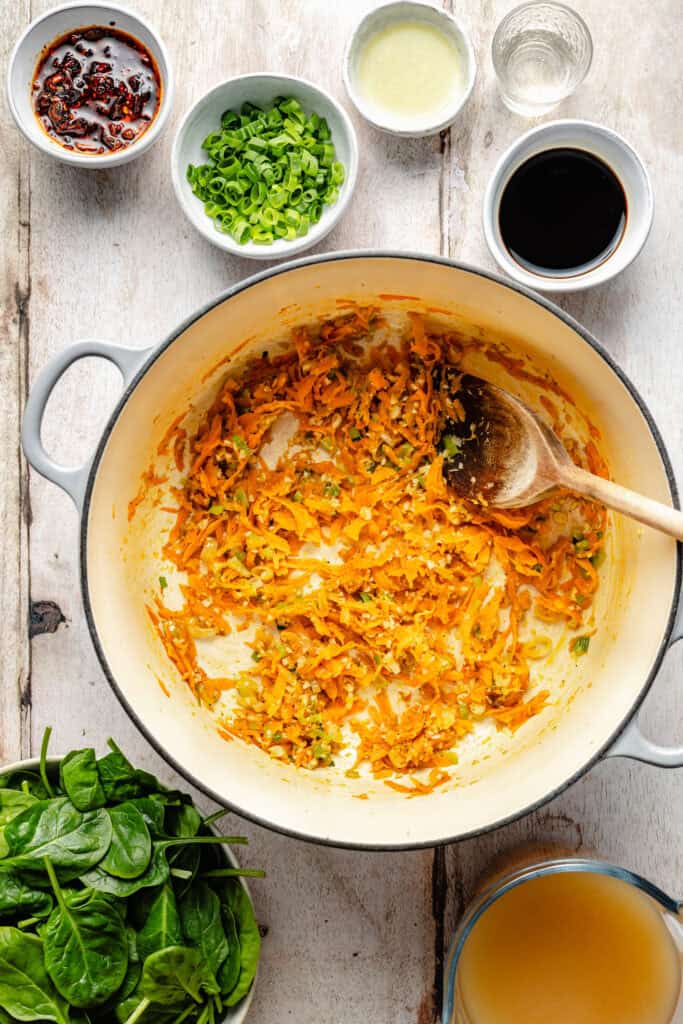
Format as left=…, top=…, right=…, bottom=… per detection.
left=483, top=120, right=653, bottom=292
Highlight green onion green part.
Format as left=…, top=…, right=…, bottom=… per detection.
left=572, top=635, right=591, bottom=655
left=186, top=97, right=345, bottom=246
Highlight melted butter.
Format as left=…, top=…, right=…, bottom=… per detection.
left=356, top=20, right=464, bottom=122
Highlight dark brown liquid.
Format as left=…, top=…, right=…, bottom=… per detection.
left=33, top=25, right=160, bottom=154
left=499, top=148, right=627, bottom=276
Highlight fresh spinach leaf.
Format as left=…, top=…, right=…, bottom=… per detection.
left=216, top=904, right=240, bottom=997
left=0, top=772, right=49, bottom=801
left=113, top=992, right=179, bottom=1024
left=43, top=858, right=128, bottom=1008
left=100, top=804, right=151, bottom=879
left=0, top=789, right=37, bottom=828
left=82, top=837, right=242, bottom=899
left=119, top=961, right=142, bottom=1003
left=167, top=846, right=200, bottom=901
left=86, top=930, right=140, bottom=1021
left=80, top=844, right=170, bottom=898
left=164, top=805, right=201, bottom=840
left=141, top=946, right=219, bottom=1004
left=59, top=750, right=106, bottom=812
left=0, top=926, right=69, bottom=1024
left=137, top=884, right=182, bottom=962
left=179, top=881, right=227, bottom=977
left=220, top=880, right=260, bottom=1005
left=0, top=872, right=53, bottom=919
left=2, top=799, right=112, bottom=874
left=130, top=798, right=166, bottom=838
left=97, top=742, right=160, bottom=805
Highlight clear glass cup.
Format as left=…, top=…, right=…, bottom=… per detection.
left=492, top=2, right=593, bottom=116
left=443, top=857, right=683, bottom=1024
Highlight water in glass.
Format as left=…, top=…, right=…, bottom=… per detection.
left=492, top=2, right=593, bottom=116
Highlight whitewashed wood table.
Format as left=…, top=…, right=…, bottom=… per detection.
left=1, top=2, right=682, bottom=1020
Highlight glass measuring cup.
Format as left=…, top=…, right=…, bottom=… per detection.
left=443, top=857, right=683, bottom=1024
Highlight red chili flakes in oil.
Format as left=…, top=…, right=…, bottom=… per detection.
left=32, top=25, right=161, bottom=154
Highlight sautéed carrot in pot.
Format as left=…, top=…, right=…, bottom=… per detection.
left=139, top=309, right=608, bottom=791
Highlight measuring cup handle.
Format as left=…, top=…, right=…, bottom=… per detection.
left=605, top=595, right=683, bottom=767
left=21, top=340, right=151, bottom=514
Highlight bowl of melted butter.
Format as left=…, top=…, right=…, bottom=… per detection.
left=343, top=0, right=476, bottom=137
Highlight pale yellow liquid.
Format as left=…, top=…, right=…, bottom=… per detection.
left=356, top=21, right=464, bottom=120
left=457, top=872, right=681, bottom=1024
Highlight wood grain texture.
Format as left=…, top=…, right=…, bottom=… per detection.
left=441, top=0, right=683, bottom=995
left=0, top=0, right=31, bottom=762
left=1, top=2, right=681, bottom=1022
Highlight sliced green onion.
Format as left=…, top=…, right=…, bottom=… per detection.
left=186, top=96, right=345, bottom=246
left=572, top=635, right=591, bottom=655
left=232, top=434, right=251, bottom=455
left=590, top=548, right=606, bottom=569
left=442, top=434, right=461, bottom=458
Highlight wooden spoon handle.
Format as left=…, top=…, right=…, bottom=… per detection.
left=560, top=464, right=683, bottom=540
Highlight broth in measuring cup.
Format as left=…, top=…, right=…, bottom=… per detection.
left=456, top=870, right=681, bottom=1024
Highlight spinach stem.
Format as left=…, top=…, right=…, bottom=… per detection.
left=202, top=808, right=230, bottom=827
left=169, top=867, right=193, bottom=880
left=123, top=997, right=151, bottom=1024
left=43, top=856, right=67, bottom=914
left=159, top=836, right=248, bottom=849
left=40, top=726, right=55, bottom=798
left=171, top=1003, right=197, bottom=1024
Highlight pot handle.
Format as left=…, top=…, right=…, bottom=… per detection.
left=605, top=597, right=683, bottom=767
left=21, top=340, right=151, bottom=513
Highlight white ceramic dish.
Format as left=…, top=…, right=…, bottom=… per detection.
left=343, top=0, right=476, bottom=137
left=1, top=755, right=256, bottom=1023
left=171, top=74, right=359, bottom=260
left=22, top=253, right=682, bottom=850
left=483, top=119, right=654, bottom=293
left=6, top=1, right=173, bottom=169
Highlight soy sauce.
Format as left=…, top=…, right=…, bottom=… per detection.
left=499, top=148, right=627, bottom=276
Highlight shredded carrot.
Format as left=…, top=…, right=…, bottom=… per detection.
left=128, top=464, right=168, bottom=522
left=146, top=309, right=608, bottom=788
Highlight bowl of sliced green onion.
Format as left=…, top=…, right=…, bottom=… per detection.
left=172, top=73, right=358, bottom=258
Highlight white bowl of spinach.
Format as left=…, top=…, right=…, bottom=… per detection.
left=0, top=729, right=262, bottom=1024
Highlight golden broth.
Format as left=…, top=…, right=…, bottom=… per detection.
left=457, top=871, right=681, bottom=1024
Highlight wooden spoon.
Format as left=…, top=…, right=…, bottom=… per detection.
left=438, top=372, right=683, bottom=540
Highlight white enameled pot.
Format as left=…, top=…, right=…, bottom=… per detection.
left=22, top=253, right=683, bottom=849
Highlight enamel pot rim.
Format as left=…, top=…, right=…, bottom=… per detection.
left=75, top=250, right=681, bottom=850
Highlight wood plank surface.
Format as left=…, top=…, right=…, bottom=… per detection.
left=0, top=0, right=30, bottom=763
left=1, top=2, right=681, bottom=1022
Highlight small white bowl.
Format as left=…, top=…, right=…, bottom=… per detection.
left=7, top=1, right=173, bottom=168
left=483, top=119, right=654, bottom=293
left=343, top=0, right=476, bottom=137
left=172, top=74, right=359, bottom=261
left=2, top=755, right=256, bottom=1023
